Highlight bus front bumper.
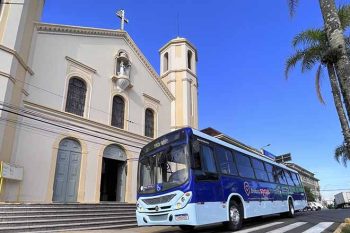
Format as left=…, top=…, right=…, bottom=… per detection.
left=136, top=203, right=197, bottom=226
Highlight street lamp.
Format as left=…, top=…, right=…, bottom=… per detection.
left=260, top=144, right=271, bottom=153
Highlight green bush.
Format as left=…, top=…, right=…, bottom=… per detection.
left=342, top=225, right=350, bottom=233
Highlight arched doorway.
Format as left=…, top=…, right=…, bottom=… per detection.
left=53, top=138, right=81, bottom=203
left=100, top=144, right=127, bottom=202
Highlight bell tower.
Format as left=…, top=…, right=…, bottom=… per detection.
left=159, top=37, right=198, bottom=130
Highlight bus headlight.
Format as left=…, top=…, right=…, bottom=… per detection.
left=136, top=201, right=144, bottom=211
left=175, top=192, right=192, bottom=210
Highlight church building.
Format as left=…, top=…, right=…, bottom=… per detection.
left=0, top=1, right=198, bottom=203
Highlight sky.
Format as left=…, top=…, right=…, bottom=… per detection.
left=41, top=0, right=350, bottom=201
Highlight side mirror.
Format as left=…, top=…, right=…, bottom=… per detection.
left=191, top=140, right=200, bottom=154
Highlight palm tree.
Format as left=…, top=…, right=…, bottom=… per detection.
left=285, top=26, right=350, bottom=157
left=335, top=143, right=350, bottom=167
left=288, top=1, right=350, bottom=126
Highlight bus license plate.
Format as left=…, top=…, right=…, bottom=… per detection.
left=175, top=214, right=189, bottom=221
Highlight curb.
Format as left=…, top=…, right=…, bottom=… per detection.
left=334, top=218, right=350, bottom=233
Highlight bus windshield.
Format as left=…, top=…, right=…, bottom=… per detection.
left=138, top=144, right=189, bottom=194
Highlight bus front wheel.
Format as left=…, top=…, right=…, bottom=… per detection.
left=225, top=201, right=243, bottom=231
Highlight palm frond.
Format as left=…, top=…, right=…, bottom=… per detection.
left=315, top=64, right=326, bottom=104
left=301, top=46, right=322, bottom=72
left=292, top=29, right=326, bottom=49
left=288, top=0, right=299, bottom=17
left=338, top=4, right=350, bottom=30
left=335, top=143, right=349, bottom=167
left=285, top=51, right=304, bottom=79
left=315, top=64, right=325, bottom=104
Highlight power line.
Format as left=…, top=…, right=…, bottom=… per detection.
left=320, top=189, right=350, bottom=191
left=0, top=107, right=144, bottom=150
left=9, top=76, right=170, bottom=136
left=0, top=101, right=148, bottom=148
left=0, top=117, right=140, bottom=160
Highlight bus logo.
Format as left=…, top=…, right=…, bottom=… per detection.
left=244, top=182, right=251, bottom=196
left=156, top=184, right=162, bottom=192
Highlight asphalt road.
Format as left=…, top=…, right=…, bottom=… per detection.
left=75, top=209, right=350, bottom=233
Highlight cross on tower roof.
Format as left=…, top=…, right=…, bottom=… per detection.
left=116, top=9, right=129, bottom=31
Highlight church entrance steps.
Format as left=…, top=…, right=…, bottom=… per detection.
left=0, top=203, right=137, bottom=232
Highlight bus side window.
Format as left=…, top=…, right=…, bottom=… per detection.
left=264, top=162, right=277, bottom=183
left=251, top=158, right=269, bottom=182
left=235, top=152, right=255, bottom=179
left=200, top=145, right=217, bottom=173
left=215, top=146, right=238, bottom=176
left=276, top=167, right=287, bottom=185
left=284, top=170, right=296, bottom=186
left=292, top=172, right=301, bottom=186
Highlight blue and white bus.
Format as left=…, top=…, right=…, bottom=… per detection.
left=136, top=128, right=307, bottom=231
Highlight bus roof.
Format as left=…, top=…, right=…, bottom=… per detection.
left=191, top=128, right=298, bottom=174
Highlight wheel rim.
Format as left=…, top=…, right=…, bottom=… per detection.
left=290, top=203, right=294, bottom=215
left=230, top=206, right=240, bottom=224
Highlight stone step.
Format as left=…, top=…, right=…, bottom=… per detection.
left=0, top=215, right=136, bottom=227
left=0, top=205, right=135, bottom=210
left=0, top=203, right=135, bottom=207
left=0, top=219, right=137, bottom=232
left=0, top=208, right=135, bottom=216
left=0, top=212, right=135, bottom=222
left=25, top=223, right=138, bottom=233
left=0, top=207, right=136, bottom=213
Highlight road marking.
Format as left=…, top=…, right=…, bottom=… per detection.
left=302, top=222, right=334, bottom=233
left=234, top=222, right=284, bottom=233
left=266, top=222, right=307, bottom=233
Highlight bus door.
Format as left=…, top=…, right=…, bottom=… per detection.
left=192, top=141, right=225, bottom=224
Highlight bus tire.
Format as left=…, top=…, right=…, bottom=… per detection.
left=286, top=199, right=295, bottom=218
left=179, top=225, right=194, bottom=231
left=225, top=201, right=243, bottom=231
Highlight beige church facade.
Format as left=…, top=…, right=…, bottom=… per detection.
left=0, top=1, right=198, bottom=203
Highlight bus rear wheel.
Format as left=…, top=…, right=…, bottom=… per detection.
left=225, top=201, right=243, bottom=231
left=179, top=225, right=194, bottom=231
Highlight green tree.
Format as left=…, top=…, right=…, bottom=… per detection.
left=335, top=143, right=350, bottom=167
left=285, top=5, right=350, bottom=165
left=289, top=1, right=350, bottom=116
left=304, top=186, right=316, bottom=202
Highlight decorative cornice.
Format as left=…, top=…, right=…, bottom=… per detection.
left=143, top=93, right=160, bottom=104
left=35, top=22, right=175, bottom=101
left=122, top=34, right=175, bottom=101
left=0, top=71, right=16, bottom=83
left=0, top=45, right=34, bottom=75
left=159, top=37, right=198, bottom=61
left=160, top=68, right=197, bottom=79
left=36, top=22, right=126, bottom=38
left=65, top=56, right=96, bottom=73
left=23, top=100, right=153, bottom=146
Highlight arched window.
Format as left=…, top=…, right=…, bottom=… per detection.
left=187, top=50, right=193, bottom=70
left=145, top=108, right=154, bottom=138
left=65, top=77, right=87, bottom=116
left=111, top=95, right=125, bottom=128
left=163, top=52, right=169, bottom=72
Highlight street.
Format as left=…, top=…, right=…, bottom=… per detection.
left=75, top=209, right=350, bottom=233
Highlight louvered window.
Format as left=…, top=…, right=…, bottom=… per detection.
left=145, top=108, right=154, bottom=138
left=65, top=77, right=87, bottom=116
left=111, top=95, right=125, bottom=128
